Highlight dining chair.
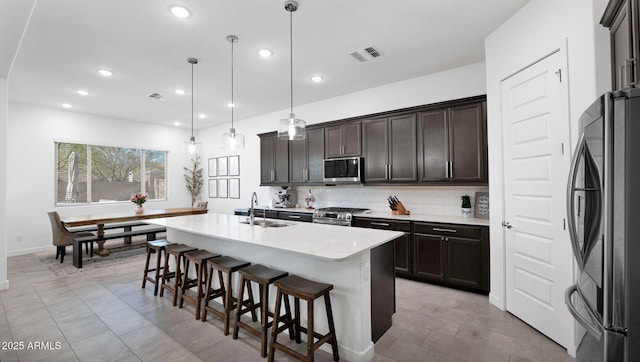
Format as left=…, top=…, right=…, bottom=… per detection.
left=47, top=211, right=94, bottom=263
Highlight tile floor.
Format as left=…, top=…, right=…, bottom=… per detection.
left=0, top=252, right=575, bottom=362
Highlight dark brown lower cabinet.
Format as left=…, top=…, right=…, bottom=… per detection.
left=353, top=217, right=412, bottom=276
left=413, top=222, right=489, bottom=293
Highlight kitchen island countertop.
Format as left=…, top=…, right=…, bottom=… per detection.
left=146, top=212, right=403, bottom=260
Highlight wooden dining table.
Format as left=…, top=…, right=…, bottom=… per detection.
left=61, top=207, right=208, bottom=255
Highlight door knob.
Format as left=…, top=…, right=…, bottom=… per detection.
left=502, top=221, right=512, bottom=229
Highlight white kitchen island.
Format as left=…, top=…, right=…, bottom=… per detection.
left=146, top=213, right=403, bottom=362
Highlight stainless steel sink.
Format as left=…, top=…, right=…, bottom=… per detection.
left=240, top=220, right=293, bottom=228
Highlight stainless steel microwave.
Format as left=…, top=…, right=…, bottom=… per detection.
left=323, top=157, right=363, bottom=183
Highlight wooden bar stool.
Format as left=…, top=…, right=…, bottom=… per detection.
left=232, top=264, right=293, bottom=357
left=159, top=244, right=198, bottom=306
left=268, top=275, right=339, bottom=362
left=141, top=239, right=174, bottom=296
left=202, top=256, right=250, bottom=335
left=179, top=249, right=221, bottom=319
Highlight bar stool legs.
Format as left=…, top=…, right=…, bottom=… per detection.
left=268, top=275, right=339, bottom=362
left=160, top=244, right=198, bottom=306
left=179, top=250, right=221, bottom=319
left=232, top=264, right=292, bottom=358
left=202, top=256, right=251, bottom=335
left=141, top=239, right=173, bottom=296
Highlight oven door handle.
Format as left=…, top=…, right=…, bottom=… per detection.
left=565, top=284, right=603, bottom=340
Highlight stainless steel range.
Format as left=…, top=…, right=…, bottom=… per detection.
left=312, top=207, right=369, bottom=226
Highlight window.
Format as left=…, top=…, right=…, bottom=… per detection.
left=55, top=142, right=167, bottom=205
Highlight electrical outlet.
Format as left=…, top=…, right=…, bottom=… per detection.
left=16, top=235, right=22, bottom=242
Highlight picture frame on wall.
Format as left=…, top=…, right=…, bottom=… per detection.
left=218, top=156, right=228, bottom=176
left=208, top=179, right=218, bottom=198
left=474, top=192, right=489, bottom=219
left=229, top=178, right=240, bottom=199
left=229, top=155, right=240, bottom=176
left=208, top=158, right=217, bottom=177
left=218, top=178, right=228, bottom=198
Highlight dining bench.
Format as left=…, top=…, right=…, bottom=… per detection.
left=69, top=221, right=149, bottom=244
left=72, top=226, right=167, bottom=268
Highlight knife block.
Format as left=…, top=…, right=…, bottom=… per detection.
left=391, top=201, right=410, bottom=215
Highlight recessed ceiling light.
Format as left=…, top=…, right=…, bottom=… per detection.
left=173, top=121, right=181, bottom=126
left=257, top=49, right=273, bottom=58
left=175, top=89, right=186, bottom=95
left=62, top=103, right=73, bottom=108
left=77, top=90, right=89, bottom=96
left=198, top=113, right=206, bottom=119
left=97, top=69, right=113, bottom=77
left=227, top=102, right=235, bottom=108
left=311, top=75, right=324, bottom=83
left=169, top=5, right=191, bottom=18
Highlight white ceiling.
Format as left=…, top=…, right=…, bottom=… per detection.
left=3, top=0, right=529, bottom=130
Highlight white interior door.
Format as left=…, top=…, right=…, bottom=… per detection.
left=500, top=49, right=573, bottom=349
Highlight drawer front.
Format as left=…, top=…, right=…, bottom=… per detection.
left=277, top=211, right=312, bottom=223
left=414, top=222, right=482, bottom=239
left=354, top=217, right=411, bottom=232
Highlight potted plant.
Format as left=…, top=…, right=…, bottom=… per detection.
left=184, top=155, right=204, bottom=207
left=461, top=195, right=472, bottom=217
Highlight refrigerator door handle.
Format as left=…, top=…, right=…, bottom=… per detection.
left=567, top=133, right=587, bottom=270
left=565, top=284, right=603, bottom=341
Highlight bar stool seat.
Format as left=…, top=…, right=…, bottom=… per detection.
left=179, top=250, right=221, bottom=319
left=202, top=256, right=250, bottom=335
left=160, top=244, right=198, bottom=306
left=268, top=275, right=339, bottom=362
left=233, top=264, right=291, bottom=357
left=141, top=239, right=174, bottom=296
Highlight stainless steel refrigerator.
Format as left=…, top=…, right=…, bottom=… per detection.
left=566, top=89, right=640, bottom=361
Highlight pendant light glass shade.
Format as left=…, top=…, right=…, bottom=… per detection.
left=222, top=35, right=245, bottom=150
left=184, top=57, right=202, bottom=154
left=277, top=0, right=306, bottom=140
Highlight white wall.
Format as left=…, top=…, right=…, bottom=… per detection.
left=0, top=77, right=8, bottom=289
left=485, top=0, right=610, bottom=310
left=199, top=62, right=488, bottom=213
left=5, top=103, right=194, bottom=255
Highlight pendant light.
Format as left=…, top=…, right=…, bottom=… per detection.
left=221, top=35, right=245, bottom=150
left=184, top=57, right=202, bottom=154
left=277, top=0, right=306, bottom=141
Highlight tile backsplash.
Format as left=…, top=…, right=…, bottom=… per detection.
left=273, top=185, right=489, bottom=216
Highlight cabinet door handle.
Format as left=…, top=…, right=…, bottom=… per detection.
left=433, top=227, right=457, bottom=233
left=627, top=58, right=637, bottom=86
left=270, top=170, right=275, bottom=182
left=388, top=164, right=392, bottom=180
left=370, top=222, right=390, bottom=227
left=445, top=162, right=449, bottom=179
left=449, top=161, right=453, bottom=180
left=303, top=168, right=308, bottom=181
left=288, top=215, right=302, bottom=219
left=620, top=65, right=627, bottom=89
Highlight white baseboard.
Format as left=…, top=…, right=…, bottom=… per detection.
left=7, top=245, right=52, bottom=257
left=489, top=293, right=505, bottom=310
left=0, top=279, right=9, bottom=290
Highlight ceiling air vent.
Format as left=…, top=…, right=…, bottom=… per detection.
left=147, top=92, right=169, bottom=101
left=349, top=46, right=383, bottom=62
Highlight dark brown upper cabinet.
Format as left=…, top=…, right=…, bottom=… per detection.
left=602, top=0, right=639, bottom=91
left=362, top=114, right=417, bottom=183
left=289, top=127, right=324, bottom=185
left=325, top=121, right=361, bottom=158
left=418, top=101, right=487, bottom=184
left=259, top=132, right=289, bottom=185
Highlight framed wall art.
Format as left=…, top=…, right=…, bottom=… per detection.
left=218, top=178, right=228, bottom=198
left=229, top=155, right=240, bottom=176
left=208, top=158, right=217, bottom=177
left=208, top=179, right=218, bottom=198
left=474, top=192, right=489, bottom=219
left=218, top=156, right=228, bottom=176
left=229, top=178, right=240, bottom=199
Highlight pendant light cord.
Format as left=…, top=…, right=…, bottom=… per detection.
left=231, top=37, right=235, bottom=128
left=191, top=60, right=194, bottom=139
left=289, top=8, right=293, bottom=116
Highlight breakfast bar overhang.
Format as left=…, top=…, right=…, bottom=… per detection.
left=146, top=213, right=403, bottom=362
